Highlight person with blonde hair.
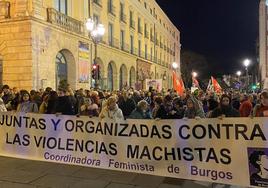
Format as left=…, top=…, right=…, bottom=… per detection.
left=99, top=96, right=124, bottom=121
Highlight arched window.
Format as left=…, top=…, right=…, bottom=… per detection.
left=56, top=51, right=67, bottom=89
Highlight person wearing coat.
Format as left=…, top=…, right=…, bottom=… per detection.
left=17, top=90, right=38, bottom=113
left=184, top=95, right=205, bottom=119
left=99, top=96, right=124, bottom=121
left=129, top=100, right=152, bottom=119
left=211, top=94, right=240, bottom=118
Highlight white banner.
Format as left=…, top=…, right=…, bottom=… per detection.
left=0, top=112, right=267, bottom=187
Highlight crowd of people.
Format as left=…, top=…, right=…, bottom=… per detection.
left=0, top=84, right=267, bottom=120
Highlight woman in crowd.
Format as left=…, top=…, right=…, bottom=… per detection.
left=184, top=95, right=205, bottom=119
left=129, top=100, right=152, bottom=119
left=17, top=90, right=38, bottom=113
left=211, top=94, right=240, bottom=118
left=253, top=91, right=268, bottom=117
left=80, top=97, right=99, bottom=117
left=99, top=96, right=124, bottom=121
left=46, top=91, right=58, bottom=114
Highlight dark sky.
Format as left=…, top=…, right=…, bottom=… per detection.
left=156, top=0, right=259, bottom=76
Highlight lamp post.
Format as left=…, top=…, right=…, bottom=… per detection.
left=243, top=59, right=250, bottom=93
left=86, top=18, right=105, bottom=89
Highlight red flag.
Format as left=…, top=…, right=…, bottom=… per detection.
left=192, top=77, right=200, bottom=88
left=211, top=76, right=222, bottom=93
left=179, top=78, right=185, bottom=95
left=173, top=72, right=184, bottom=96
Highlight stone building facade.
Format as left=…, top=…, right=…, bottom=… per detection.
left=0, top=0, right=181, bottom=91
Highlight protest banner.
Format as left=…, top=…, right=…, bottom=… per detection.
left=145, top=79, right=162, bottom=91
left=0, top=112, right=267, bottom=187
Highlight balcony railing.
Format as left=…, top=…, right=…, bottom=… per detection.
left=120, top=13, right=127, bottom=23
left=107, top=3, right=116, bottom=16
left=130, top=20, right=135, bottom=29
left=47, top=8, right=84, bottom=35
left=93, top=0, right=102, bottom=7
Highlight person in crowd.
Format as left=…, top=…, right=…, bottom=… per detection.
left=132, top=91, right=142, bottom=104
left=118, top=90, right=136, bottom=118
left=17, top=90, right=38, bottom=113
left=231, top=92, right=241, bottom=110
left=211, top=94, right=240, bottom=118
left=129, top=100, right=151, bottom=119
left=0, top=94, right=7, bottom=112
left=66, top=88, right=77, bottom=114
left=2, top=85, right=13, bottom=110
left=55, top=89, right=75, bottom=115
left=171, top=97, right=185, bottom=119
left=39, top=93, right=49, bottom=114
left=99, top=96, right=124, bottom=121
left=239, top=94, right=253, bottom=117
left=253, top=91, right=268, bottom=117
left=152, top=96, right=163, bottom=119
left=30, top=90, right=42, bottom=108
left=46, top=91, right=58, bottom=114
left=80, top=97, right=99, bottom=117
left=206, top=98, right=219, bottom=118
left=184, top=95, right=205, bottom=119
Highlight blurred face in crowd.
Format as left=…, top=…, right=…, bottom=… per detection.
left=108, top=101, right=116, bottom=111
left=58, top=90, right=65, bottom=97
left=3, top=88, right=9, bottom=95
left=261, top=95, right=268, bottom=106
left=221, top=97, right=230, bottom=107
left=186, top=99, right=194, bottom=109
left=22, top=93, right=30, bottom=102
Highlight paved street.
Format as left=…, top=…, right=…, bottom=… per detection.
left=0, top=156, right=247, bottom=188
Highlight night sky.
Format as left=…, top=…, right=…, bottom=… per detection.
left=156, top=0, right=259, bottom=76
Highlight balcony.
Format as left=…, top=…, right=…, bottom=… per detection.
left=130, top=20, right=135, bottom=29
left=120, top=13, right=127, bottom=23
left=47, top=8, right=84, bottom=35
left=145, top=31, right=149, bottom=39
left=138, top=26, right=143, bottom=34
left=93, top=0, right=102, bottom=7
left=107, top=3, right=116, bottom=16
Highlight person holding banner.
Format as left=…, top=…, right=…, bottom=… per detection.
left=253, top=91, right=268, bottom=117
left=184, top=95, right=205, bottom=119
left=17, top=90, right=38, bottom=113
left=99, top=96, right=124, bottom=121
left=211, top=94, right=240, bottom=118
left=129, top=100, right=152, bottom=119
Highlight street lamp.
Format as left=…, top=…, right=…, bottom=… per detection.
left=243, top=59, right=251, bottom=92
left=172, top=62, right=179, bottom=69
left=86, top=18, right=105, bottom=89
left=192, top=71, right=198, bottom=78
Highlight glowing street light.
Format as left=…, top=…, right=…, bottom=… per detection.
left=192, top=72, right=198, bottom=78
left=236, top=71, right=241, bottom=77
left=172, top=62, right=178, bottom=69
left=86, top=18, right=105, bottom=88
left=243, top=59, right=251, bottom=68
